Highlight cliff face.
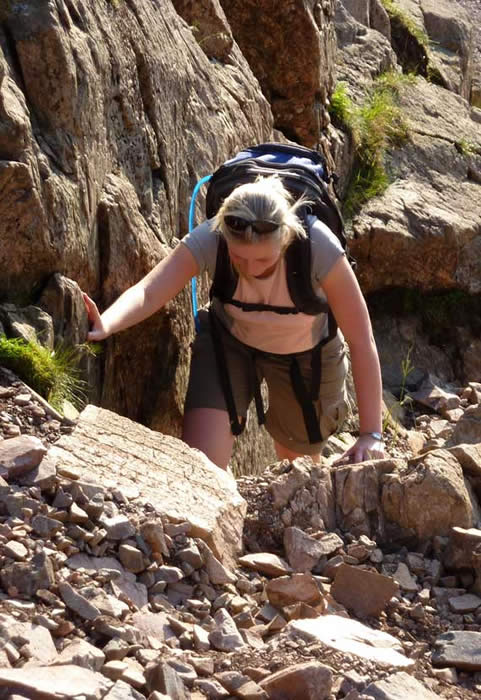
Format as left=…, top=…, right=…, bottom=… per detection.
left=0, top=0, right=337, bottom=470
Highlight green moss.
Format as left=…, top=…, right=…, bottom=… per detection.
left=455, top=139, right=479, bottom=157
left=334, top=72, right=412, bottom=218
left=0, top=336, right=88, bottom=412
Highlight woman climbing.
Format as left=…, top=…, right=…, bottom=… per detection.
left=84, top=174, right=385, bottom=470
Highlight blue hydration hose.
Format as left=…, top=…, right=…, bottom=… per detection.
left=188, top=174, right=212, bottom=331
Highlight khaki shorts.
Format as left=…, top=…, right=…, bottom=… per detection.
left=184, top=309, right=348, bottom=455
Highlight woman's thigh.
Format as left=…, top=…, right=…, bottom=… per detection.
left=183, top=310, right=254, bottom=467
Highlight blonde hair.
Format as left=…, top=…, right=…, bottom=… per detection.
left=214, top=175, right=309, bottom=246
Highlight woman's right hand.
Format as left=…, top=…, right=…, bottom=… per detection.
left=82, top=293, right=111, bottom=342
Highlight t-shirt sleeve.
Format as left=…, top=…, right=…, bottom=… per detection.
left=308, top=215, right=345, bottom=286
left=181, top=219, right=219, bottom=277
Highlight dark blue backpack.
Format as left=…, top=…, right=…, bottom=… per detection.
left=189, top=142, right=348, bottom=323
left=209, top=142, right=347, bottom=315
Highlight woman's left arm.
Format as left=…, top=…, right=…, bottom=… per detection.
left=321, top=255, right=385, bottom=464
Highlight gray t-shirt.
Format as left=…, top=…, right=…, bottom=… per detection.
left=181, top=216, right=345, bottom=352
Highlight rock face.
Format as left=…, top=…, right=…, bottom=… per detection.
left=219, top=0, right=337, bottom=147
left=47, top=404, right=246, bottom=568
left=332, top=0, right=481, bottom=410
left=350, top=77, right=481, bottom=296
left=0, top=0, right=272, bottom=300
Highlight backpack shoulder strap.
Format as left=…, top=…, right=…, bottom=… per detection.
left=285, top=212, right=329, bottom=316
left=210, top=236, right=238, bottom=303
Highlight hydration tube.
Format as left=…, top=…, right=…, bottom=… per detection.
left=188, top=174, right=212, bottom=331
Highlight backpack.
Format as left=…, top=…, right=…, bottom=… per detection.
left=189, top=143, right=349, bottom=323
left=205, top=142, right=348, bottom=317
left=188, top=142, right=348, bottom=443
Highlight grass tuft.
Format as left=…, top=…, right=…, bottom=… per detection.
left=0, top=336, right=90, bottom=413
left=329, top=81, right=354, bottom=130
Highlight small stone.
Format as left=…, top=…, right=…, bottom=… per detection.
left=331, top=564, right=398, bottom=618
left=58, top=582, right=101, bottom=621
left=266, top=573, right=322, bottom=608
left=202, top=545, right=236, bottom=585
left=53, top=638, right=106, bottom=672
left=177, top=543, right=203, bottom=569
left=209, top=609, right=245, bottom=652
left=140, top=520, right=170, bottom=556
left=194, top=679, right=230, bottom=698
left=14, top=393, right=32, bottom=406
left=3, top=541, right=28, bottom=561
left=31, top=514, right=62, bottom=537
left=191, top=656, right=215, bottom=677
left=101, top=660, right=128, bottom=681
left=259, top=661, right=332, bottom=700
left=193, top=624, right=211, bottom=652
left=365, top=671, right=438, bottom=699
left=102, top=515, right=136, bottom=540
left=432, top=667, right=458, bottom=683
left=393, top=562, right=418, bottom=592
left=118, top=544, right=146, bottom=574
left=0, top=435, right=47, bottom=480
left=69, top=502, right=89, bottom=524
left=238, top=552, right=291, bottom=577
left=154, top=566, right=185, bottom=584
left=432, top=630, right=481, bottom=670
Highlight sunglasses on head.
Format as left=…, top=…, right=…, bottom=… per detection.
left=224, top=215, right=279, bottom=236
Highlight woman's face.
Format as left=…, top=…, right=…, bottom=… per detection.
left=227, top=237, right=284, bottom=279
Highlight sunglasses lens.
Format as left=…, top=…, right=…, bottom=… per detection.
left=224, top=216, right=248, bottom=232
left=224, top=216, right=279, bottom=235
left=252, top=221, right=279, bottom=234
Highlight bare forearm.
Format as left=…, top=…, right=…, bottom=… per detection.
left=348, top=337, right=383, bottom=434
left=100, top=283, right=154, bottom=336
left=90, top=244, right=199, bottom=340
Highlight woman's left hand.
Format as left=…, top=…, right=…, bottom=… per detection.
left=334, top=434, right=385, bottom=466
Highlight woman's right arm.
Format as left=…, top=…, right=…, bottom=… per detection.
left=84, top=242, right=199, bottom=341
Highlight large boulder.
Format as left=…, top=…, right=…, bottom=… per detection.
left=47, top=405, right=247, bottom=569
left=382, top=449, right=479, bottom=539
